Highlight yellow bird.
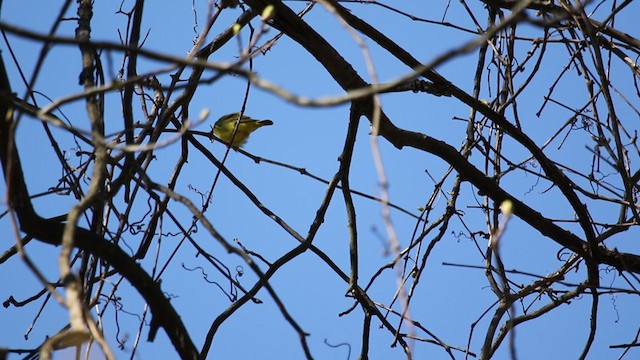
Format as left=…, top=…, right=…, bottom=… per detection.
left=212, top=112, right=273, bottom=149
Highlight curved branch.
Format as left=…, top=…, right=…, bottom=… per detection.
left=241, top=0, right=640, bottom=273
left=0, top=54, right=199, bottom=360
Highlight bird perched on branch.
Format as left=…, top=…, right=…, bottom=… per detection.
left=211, top=112, right=273, bottom=149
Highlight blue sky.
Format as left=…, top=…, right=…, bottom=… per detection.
left=1, top=1, right=640, bottom=359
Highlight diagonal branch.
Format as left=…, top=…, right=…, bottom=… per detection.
left=0, top=53, right=199, bottom=360
left=240, top=0, right=640, bottom=274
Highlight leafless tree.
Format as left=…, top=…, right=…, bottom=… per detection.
left=1, top=0, right=639, bottom=359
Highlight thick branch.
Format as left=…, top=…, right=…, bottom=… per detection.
left=242, top=0, right=640, bottom=274
left=0, top=54, right=199, bottom=360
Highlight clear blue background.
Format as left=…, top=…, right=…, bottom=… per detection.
left=1, top=1, right=639, bottom=359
